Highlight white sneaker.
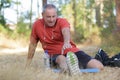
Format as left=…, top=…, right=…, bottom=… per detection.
left=66, top=52, right=81, bottom=75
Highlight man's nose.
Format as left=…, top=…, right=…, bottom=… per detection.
left=50, top=17, right=54, bottom=21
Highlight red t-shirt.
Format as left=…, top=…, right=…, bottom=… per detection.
left=31, top=18, right=79, bottom=55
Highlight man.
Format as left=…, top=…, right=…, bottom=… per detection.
left=26, top=4, right=104, bottom=74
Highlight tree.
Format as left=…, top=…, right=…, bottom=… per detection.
left=29, top=0, right=33, bottom=28
left=0, top=0, right=11, bottom=12
left=12, top=0, right=21, bottom=25
left=72, top=0, right=76, bottom=36
left=37, top=0, right=40, bottom=18
left=95, top=0, right=103, bottom=27
left=0, top=0, right=11, bottom=26
left=42, top=0, right=47, bottom=7
left=112, top=0, right=120, bottom=40
left=115, top=0, right=120, bottom=31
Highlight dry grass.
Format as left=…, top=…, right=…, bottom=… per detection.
left=0, top=34, right=120, bottom=80
left=0, top=51, right=120, bottom=80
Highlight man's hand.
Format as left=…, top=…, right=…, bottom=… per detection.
left=61, top=42, right=72, bottom=55
left=25, top=59, right=32, bottom=69
left=62, top=42, right=72, bottom=50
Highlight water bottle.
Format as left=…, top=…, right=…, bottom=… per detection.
left=44, top=50, right=50, bottom=69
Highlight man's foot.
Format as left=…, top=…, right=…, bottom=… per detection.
left=95, top=49, right=109, bottom=66
left=110, top=53, right=120, bottom=67
left=66, top=52, right=81, bottom=75
left=95, top=49, right=103, bottom=63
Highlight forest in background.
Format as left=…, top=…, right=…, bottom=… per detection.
left=0, top=0, right=120, bottom=55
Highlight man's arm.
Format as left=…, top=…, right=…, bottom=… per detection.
left=61, top=27, right=72, bottom=53
left=26, top=37, right=38, bottom=68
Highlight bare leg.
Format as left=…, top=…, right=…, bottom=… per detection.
left=87, top=59, right=104, bottom=70
left=56, top=55, right=68, bottom=73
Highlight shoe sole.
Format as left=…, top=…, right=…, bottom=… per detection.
left=66, top=51, right=81, bottom=75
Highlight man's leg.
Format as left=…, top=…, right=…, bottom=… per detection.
left=55, top=55, right=68, bottom=73
left=75, top=51, right=104, bottom=70
left=87, top=59, right=104, bottom=70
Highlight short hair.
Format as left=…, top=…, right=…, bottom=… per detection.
left=42, top=4, right=57, bottom=13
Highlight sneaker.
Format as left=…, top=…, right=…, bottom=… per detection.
left=95, top=49, right=103, bottom=63
left=111, top=53, right=120, bottom=60
left=110, top=53, right=120, bottom=67
left=95, top=49, right=109, bottom=66
left=66, top=52, right=81, bottom=75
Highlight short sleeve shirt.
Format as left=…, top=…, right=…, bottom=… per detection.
left=31, top=18, right=79, bottom=55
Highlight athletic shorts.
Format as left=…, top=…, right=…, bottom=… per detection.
left=50, top=51, right=92, bottom=68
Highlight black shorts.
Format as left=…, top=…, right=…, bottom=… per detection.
left=50, top=51, right=92, bottom=68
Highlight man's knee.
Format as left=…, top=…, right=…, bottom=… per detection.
left=56, top=55, right=66, bottom=64
left=87, top=59, right=104, bottom=70
left=55, top=55, right=68, bottom=72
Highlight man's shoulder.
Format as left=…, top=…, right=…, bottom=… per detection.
left=57, top=17, right=67, bottom=21
left=57, top=18, right=69, bottom=23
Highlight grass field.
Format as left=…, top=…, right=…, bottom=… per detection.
left=0, top=35, right=120, bottom=80
left=0, top=48, right=120, bottom=80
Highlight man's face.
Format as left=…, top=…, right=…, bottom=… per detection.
left=42, top=8, right=57, bottom=27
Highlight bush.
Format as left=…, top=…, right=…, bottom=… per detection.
left=0, top=15, right=6, bottom=26
left=0, top=24, right=7, bottom=32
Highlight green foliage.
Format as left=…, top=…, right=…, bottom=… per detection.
left=16, top=16, right=31, bottom=36
left=0, top=15, right=6, bottom=26
left=0, top=17, right=31, bottom=41
left=102, top=0, right=115, bottom=28
left=96, top=0, right=119, bottom=55
left=60, top=0, right=119, bottom=53
left=74, top=25, right=85, bottom=42
left=61, top=0, right=99, bottom=43
left=0, top=23, right=12, bottom=35
left=100, top=33, right=120, bottom=55
left=0, top=0, right=11, bottom=9
left=0, top=0, right=11, bottom=26
left=0, top=24, right=7, bottom=32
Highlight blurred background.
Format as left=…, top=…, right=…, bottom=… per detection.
left=0, top=0, right=120, bottom=55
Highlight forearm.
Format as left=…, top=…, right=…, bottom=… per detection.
left=61, top=27, right=72, bottom=51
left=62, top=27, right=71, bottom=43
left=28, top=43, right=37, bottom=59
left=26, top=42, right=37, bottom=66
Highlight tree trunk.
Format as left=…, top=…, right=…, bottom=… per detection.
left=16, top=0, right=19, bottom=26
left=115, top=0, right=120, bottom=31
left=42, top=0, right=47, bottom=7
left=72, top=0, right=76, bottom=31
left=112, top=0, right=120, bottom=39
left=29, top=0, right=33, bottom=28
left=37, top=0, right=40, bottom=18
left=72, top=0, right=76, bottom=40
left=95, top=0, right=103, bottom=27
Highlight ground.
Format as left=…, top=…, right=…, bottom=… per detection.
left=0, top=37, right=120, bottom=80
